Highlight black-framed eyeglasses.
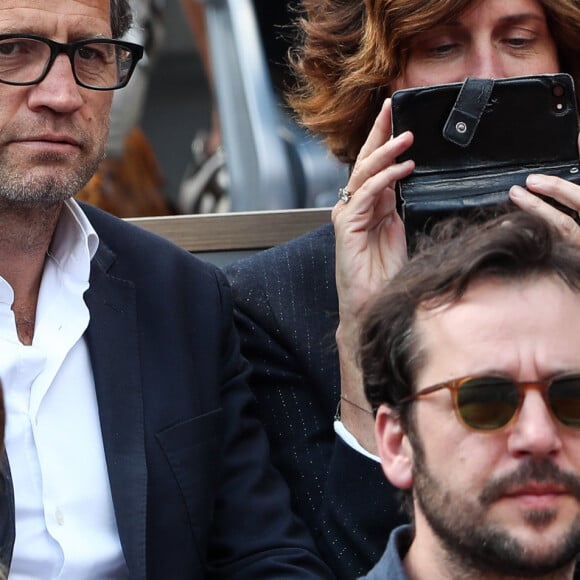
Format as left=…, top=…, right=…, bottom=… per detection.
left=399, top=374, right=580, bottom=432
left=0, top=34, right=144, bottom=90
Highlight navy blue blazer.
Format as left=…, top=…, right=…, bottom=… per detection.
left=224, top=224, right=407, bottom=579
left=0, top=205, right=333, bottom=579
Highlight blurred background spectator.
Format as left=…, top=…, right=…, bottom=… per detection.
left=177, top=0, right=300, bottom=213
left=76, top=0, right=177, bottom=217
left=75, top=0, right=343, bottom=216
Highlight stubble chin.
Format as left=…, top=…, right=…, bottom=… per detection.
left=0, top=147, right=105, bottom=209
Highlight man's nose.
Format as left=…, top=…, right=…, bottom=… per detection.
left=507, top=390, right=563, bottom=458
left=27, top=53, right=84, bottom=113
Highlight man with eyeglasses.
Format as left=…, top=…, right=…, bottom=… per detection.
left=0, top=1, right=333, bottom=578
left=358, top=209, right=580, bottom=580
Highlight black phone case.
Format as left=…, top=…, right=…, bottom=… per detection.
left=391, top=73, right=580, bottom=243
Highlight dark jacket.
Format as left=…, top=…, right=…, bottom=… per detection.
left=0, top=204, right=333, bottom=580
left=225, top=224, right=407, bottom=579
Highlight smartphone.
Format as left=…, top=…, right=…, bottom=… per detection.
left=391, top=73, right=580, bottom=244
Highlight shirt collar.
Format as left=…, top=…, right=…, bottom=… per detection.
left=47, top=199, right=99, bottom=271
left=362, top=524, right=413, bottom=579
left=0, top=200, right=99, bottom=308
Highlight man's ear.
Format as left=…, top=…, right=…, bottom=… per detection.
left=375, top=404, right=413, bottom=490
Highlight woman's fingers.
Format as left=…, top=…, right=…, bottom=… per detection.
left=346, top=130, right=414, bottom=196
left=509, top=174, right=580, bottom=243
left=357, top=99, right=394, bottom=161
left=331, top=99, right=415, bottom=327
left=332, top=158, right=414, bottom=231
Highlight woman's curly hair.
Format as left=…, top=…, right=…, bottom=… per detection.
left=288, top=0, right=580, bottom=166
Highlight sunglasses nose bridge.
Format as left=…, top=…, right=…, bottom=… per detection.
left=519, top=380, right=556, bottom=416
left=505, top=380, right=553, bottom=422
left=507, top=385, right=563, bottom=452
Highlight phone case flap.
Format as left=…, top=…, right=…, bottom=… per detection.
left=442, top=78, right=495, bottom=147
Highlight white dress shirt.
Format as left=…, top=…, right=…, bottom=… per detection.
left=334, top=421, right=380, bottom=463
left=1, top=200, right=129, bottom=578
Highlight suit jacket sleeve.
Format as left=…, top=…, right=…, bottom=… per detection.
left=224, top=225, right=407, bottom=580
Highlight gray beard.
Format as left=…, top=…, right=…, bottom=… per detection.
left=0, top=152, right=101, bottom=210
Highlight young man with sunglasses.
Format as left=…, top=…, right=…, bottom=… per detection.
left=0, top=1, right=333, bottom=578
left=225, top=1, right=580, bottom=576
left=359, top=209, right=580, bottom=580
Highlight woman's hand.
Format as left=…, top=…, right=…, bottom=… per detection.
left=331, top=98, right=414, bottom=452
left=509, top=135, right=580, bottom=244
left=332, top=98, right=414, bottom=329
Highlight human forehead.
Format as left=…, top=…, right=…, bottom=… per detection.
left=0, top=0, right=112, bottom=40
left=414, top=276, right=580, bottom=385
left=423, top=0, right=549, bottom=26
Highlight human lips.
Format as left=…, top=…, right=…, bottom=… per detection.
left=14, top=133, right=81, bottom=152
left=482, top=459, right=580, bottom=513
left=502, top=482, right=569, bottom=509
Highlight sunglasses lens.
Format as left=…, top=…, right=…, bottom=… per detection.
left=550, top=375, right=580, bottom=428
left=457, top=377, right=519, bottom=430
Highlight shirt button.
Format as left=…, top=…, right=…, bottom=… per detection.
left=55, top=509, right=64, bottom=526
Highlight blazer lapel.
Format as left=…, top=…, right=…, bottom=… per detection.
left=84, top=245, right=147, bottom=580
left=0, top=452, right=14, bottom=569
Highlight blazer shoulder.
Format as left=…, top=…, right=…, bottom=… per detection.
left=81, top=202, right=222, bottom=280
left=224, top=223, right=335, bottom=284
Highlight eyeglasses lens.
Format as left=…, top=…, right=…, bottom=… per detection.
left=74, top=42, right=123, bottom=88
left=457, top=375, right=580, bottom=431
left=550, top=376, right=580, bottom=427
left=0, top=37, right=135, bottom=89
left=457, top=377, right=520, bottom=430
left=0, top=37, right=47, bottom=84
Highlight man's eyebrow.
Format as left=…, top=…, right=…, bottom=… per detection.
left=68, top=33, right=112, bottom=42
left=0, top=28, right=111, bottom=41
left=0, top=26, right=35, bottom=34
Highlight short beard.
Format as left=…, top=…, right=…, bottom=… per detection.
left=412, top=439, right=580, bottom=577
left=0, top=151, right=101, bottom=210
